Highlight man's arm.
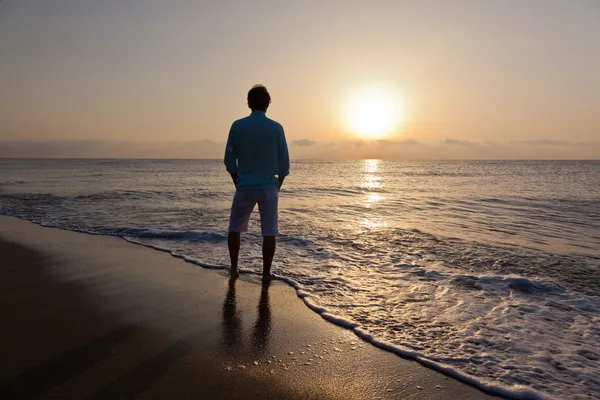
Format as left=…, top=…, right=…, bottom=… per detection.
left=224, top=123, right=238, bottom=187
left=277, top=126, right=290, bottom=189
left=230, top=172, right=238, bottom=187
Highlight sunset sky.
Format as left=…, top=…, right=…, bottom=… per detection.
left=1, top=0, right=599, bottom=159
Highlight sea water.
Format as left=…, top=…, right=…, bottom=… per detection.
left=1, top=159, right=599, bottom=399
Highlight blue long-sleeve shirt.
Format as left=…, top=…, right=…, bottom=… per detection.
left=224, top=111, right=290, bottom=191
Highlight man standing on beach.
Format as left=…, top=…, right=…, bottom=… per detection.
left=224, top=85, right=290, bottom=281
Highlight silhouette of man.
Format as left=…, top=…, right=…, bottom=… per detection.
left=224, top=85, right=290, bottom=281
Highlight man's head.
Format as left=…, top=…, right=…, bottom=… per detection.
left=247, top=85, right=271, bottom=112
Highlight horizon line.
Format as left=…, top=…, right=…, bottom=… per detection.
left=1, top=157, right=598, bottom=162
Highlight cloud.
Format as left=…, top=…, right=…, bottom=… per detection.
left=0, top=139, right=223, bottom=159
left=516, top=139, right=568, bottom=146
left=514, top=139, right=596, bottom=147
left=441, top=139, right=473, bottom=146
left=375, top=139, right=420, bottom=146
left=291, top=139, right=316, bottom=147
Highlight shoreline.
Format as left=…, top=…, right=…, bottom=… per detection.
left=0, top=215, right=500, bottom=399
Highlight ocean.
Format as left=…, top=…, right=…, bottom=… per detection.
left=1, top=158, right=599, bottom=399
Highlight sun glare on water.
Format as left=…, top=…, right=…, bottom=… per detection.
left=343, top=84, right=404, bottom=140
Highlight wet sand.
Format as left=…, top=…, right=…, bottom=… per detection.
left=0, top=216, right=499, bottom=399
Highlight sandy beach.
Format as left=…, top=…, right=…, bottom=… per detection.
left=0, top=216, right=498, bottom=399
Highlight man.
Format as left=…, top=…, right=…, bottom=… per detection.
left=224, top=85, right=290, bottom=281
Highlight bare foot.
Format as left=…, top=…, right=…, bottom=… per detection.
left=230, top=267, right=240, bottom=279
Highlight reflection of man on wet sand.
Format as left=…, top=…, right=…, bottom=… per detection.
left=221, top=280, right=272, bottom=353
left=224, top=85, right=290, bottom=281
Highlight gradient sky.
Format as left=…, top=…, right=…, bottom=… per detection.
left=1, top=0, right=599, bottom=159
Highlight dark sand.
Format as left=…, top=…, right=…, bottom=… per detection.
left=0, top=216, right=498, bottom=399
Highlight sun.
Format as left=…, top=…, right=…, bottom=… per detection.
left=342, top=84, right=404, bottom=139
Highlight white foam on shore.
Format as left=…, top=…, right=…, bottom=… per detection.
left=274, top=273, right=553, bottom=400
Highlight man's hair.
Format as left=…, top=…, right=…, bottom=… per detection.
left=247, top=85, right=271, bottom=111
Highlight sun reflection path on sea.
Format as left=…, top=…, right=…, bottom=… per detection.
left=360, top=159, right=388, bottom=228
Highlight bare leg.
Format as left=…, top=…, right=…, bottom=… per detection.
left=262, top=235, right=276, bottom=281
left=228, top=231, right=241, bottom=278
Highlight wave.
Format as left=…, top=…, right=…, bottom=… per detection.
left=284, top=187, right=364, bottom=197
left=0, top=190, right=226, bottom=206
left=103, top=227, right=227, bottom=243
left=73, top=189, right=226, bottom=202
left=0, top=180, right=27, bottom=186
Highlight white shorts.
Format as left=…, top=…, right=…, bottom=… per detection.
left=228, top=188, right=279, bottom=236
